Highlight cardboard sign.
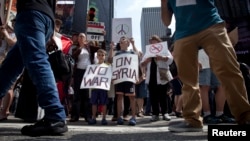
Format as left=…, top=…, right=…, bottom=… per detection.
left=112, top=53, right=138, bottom=84
left=81, top=64, right=112, bottom=90
left=112, top=18, right=132, bottom=43
left=143, top=41, right=171, bottom=59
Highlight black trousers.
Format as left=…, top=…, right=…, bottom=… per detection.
left=148, top=83, right=168, bottom=116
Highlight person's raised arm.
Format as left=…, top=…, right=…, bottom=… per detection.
left=161, top=0, right=173, bottom=26
left=107, top=41, right=115, bottom=64
left=130, top=37, right=139, bottom=55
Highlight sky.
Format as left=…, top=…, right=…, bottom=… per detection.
left=116, top=0, right=175, bottom=51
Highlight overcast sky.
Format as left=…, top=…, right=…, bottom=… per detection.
left=116, top=0, right=175, bottom=51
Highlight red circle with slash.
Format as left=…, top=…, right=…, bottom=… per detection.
left=149, top=44, right=163, bottom=54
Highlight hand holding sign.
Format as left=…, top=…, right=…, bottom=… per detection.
left=142, top=41, right=170, bottom=61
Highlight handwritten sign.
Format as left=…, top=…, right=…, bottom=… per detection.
left=80, top=64, right=112, bottom=90
left=112, top=18, right=132, bottom=44
left=143, top=41, right=171, bottom=59
left=112, top=53, right=138, bottom=84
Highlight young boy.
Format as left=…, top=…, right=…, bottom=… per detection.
left=88, top=49, right=109, bottom=125
left=109, top=36, right=139, bottom=126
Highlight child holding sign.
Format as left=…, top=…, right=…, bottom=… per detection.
left=109, top=36, right=139, bottom=126
left=88, top=49, right=109, bottom=125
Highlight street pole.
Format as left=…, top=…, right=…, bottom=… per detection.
left=86, top=0, right=89, bottom=35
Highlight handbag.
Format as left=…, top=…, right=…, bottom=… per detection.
left=47, top=38, right=74, bottom=81
left=159, top=68, right=173, bottom=82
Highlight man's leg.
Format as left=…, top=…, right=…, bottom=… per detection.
left=200, top=23, right=250, bottom=124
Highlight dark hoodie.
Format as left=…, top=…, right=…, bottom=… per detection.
left=16, top=0, right=56, bottom=21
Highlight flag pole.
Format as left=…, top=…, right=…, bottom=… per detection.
left=86, top=0, right=90, bottom=35
left=5, top=0, right=13, bottom=25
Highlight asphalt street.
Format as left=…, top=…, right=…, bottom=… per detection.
left=0, top=115, right=208, bottom=141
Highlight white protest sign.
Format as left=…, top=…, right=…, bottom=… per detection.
left=87, top=21, right=105, bottom=41
left=112, top=18, right=132, bottom=43
left=112, top=53, right=138, bottom=84
left=80, top=64, right=112, bottom=90
left=143, top=41, right=171, bottom=59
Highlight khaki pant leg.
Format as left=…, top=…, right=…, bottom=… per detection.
left=198, top=23, right=250, bottom=124
left=174, top=35, right=203, bottom=127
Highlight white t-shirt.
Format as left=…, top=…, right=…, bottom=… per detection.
left=76, top=47, right=91, bottom=69
left=198, top=49, right=210, bottom=69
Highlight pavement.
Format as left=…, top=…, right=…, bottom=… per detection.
left=0, top=115, right=208, bottom=141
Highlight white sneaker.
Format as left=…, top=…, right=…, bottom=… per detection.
left=150, top=115, right=159, bottom=122
left=163, top=113, right=171, bottom=121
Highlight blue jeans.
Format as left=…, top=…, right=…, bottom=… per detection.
left=0, top=10, right=66, bottom=121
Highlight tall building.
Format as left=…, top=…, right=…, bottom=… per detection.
left=140, top=7, right=171, bottom=53
left=56, top=0, right=114, bottom=47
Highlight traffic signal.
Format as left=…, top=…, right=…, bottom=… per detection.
left=88, top=7, right=96, bottom=21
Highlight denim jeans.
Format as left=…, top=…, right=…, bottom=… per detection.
left=0, top=10, right=66, bottom=121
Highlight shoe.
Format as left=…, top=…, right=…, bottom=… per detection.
left=203, top=115, right=221, bottom=124
left=111, top=116, right=117, bottom=121
left=218, top=114, right=235, bottom=123
left=128, top=117, right=136, bottom=126
left=21, top=118, right=68, bottom=136
left=101, top=119, right=108, bottom=125
left=137, top=112, right=144, bottom=117
left=169, top=112, right=176, bottom=116
left=123, top=115, right=129, bottom=121
left=0, top=114, right=8, bottom=122
left=144, top=113, right=152, bottom=116
left=150, top=115, right=159, bottom=122
left=84, top=117, right=90, bottom=122
left=0, top=115, right=8, bottom=122
left=88, top=119, right=97, bottom=125
left=244, top=121, right=250, bottom=125
left=69, top=117, right=79, bottom=122
left=175, top=111, right=183, bottom=118
left=163, top=114, right=171, bottom=121
left=117, top=117, right=124, bottom=125
left=168, top=121, right=203, bottom=132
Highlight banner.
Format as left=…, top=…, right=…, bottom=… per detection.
left=81, top=64, right=112, bottom=90
left=112, top=53, right=138, bottom=84
left=54, top=32, right=72, bottom=54
left=86, top=21, right=105, bottom=41
left=112, top=18, right=132, bottom=43
left=143, top=41, right=171, bottom=60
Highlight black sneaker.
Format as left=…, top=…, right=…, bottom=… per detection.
left=203, top=115, right=221, bottom=124
left=21, top=118, right=68, bottom=136
left=218, top=114, right=236, bottom=123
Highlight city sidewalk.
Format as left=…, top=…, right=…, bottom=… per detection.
left=0, top=115, right=208, bottom=141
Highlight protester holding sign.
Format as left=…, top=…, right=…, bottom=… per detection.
left=109, top=36, right=138, bottom=126
left=85, top=49, right=110, bottom=125
left=141, top=35, right=173, bottom=122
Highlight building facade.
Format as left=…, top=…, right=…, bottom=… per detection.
left=140, top=7, right=171, bottom=53
left=56, top=0, right=114, bottom=48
